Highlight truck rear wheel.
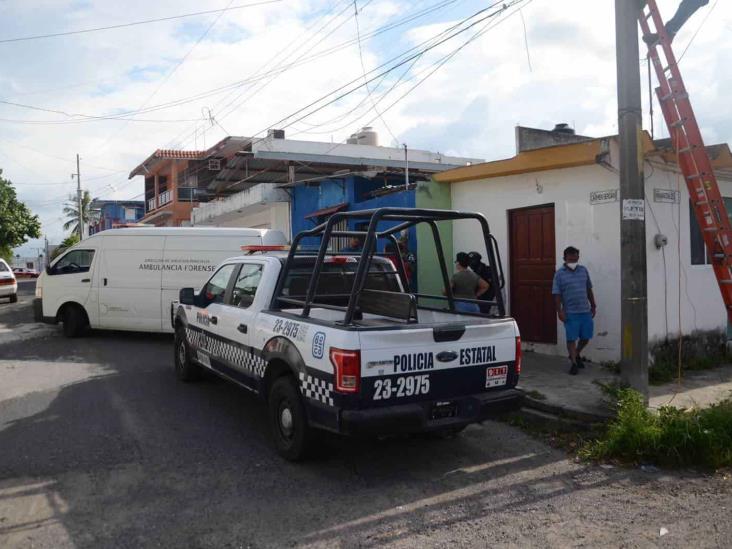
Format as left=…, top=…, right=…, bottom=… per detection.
left=62, top=305, right=88, bottom=338
left=268, top=376, right=313, bottom=461
left=174, top=327, right=201, bottom=382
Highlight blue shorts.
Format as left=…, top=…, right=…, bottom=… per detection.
left=564, top=312, right=593, bottom=342
left=455, top=301, right=480, bottom=313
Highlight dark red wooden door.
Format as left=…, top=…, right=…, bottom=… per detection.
left=509, top=205, right=557, bottom=344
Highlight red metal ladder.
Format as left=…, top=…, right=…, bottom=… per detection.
left=639, top=0, right=732, bottom=322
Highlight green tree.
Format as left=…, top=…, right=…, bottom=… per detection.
left=63, top=190, right=96, bottom=236
left=51, top=233, right=80, bottom=260
left=0, top=169, right=41, bottom=262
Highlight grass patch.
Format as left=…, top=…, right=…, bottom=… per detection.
left=649, top=331, right=729, bottom=385
left=580, top=388, right=732, bottom=470
left=524, top=389, right=547, bottom=401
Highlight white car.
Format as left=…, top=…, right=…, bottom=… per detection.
left=0, top=259, right=18, bottom=303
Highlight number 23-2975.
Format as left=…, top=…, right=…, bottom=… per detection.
left=373, top=375, right=429, bottom=400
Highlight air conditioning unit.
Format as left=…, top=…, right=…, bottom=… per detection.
left=208, top=158, right=221, bottom=170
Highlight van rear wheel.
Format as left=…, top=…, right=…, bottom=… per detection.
left=62, top=305, right=87, bottom=338
left=268, top=376, right=313, bottom=461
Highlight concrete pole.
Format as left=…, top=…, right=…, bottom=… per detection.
left=615, top=0, right=649, bottom=398
left=403, top=144, right=409, bottom=186
left=76, top=154, right=83, bottom=240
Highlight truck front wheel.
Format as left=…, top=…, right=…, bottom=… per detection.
left=174, top=327, right=201, bottom=382
left=268, top=376, right=313, bottom=461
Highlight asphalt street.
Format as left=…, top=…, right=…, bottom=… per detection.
left=0, top=293, right=730, bottom=548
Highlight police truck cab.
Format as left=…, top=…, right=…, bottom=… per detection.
left=173, top=208, right=522, bottom=460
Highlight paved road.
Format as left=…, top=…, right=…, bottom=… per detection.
left=0, top=299, right=730, bottom=548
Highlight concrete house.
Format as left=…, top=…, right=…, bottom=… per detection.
left=88, top=199, right=144, bottom=235
left=434, top=125, right=732, bottom=362
left=190, top=129, right=481, bottom=255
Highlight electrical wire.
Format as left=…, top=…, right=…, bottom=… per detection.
left=88, top=0, right=239, bottom=159
left=0, top=0, right=284, bottom=44
left=353, top=0, right=400, bottom=145
left=50, top=0, right=526, bottom=211
left=678, top=0, right=719, bottom=63
left=0, top=0, right=458, bottom=128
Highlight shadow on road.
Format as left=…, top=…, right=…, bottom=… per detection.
left=0, top=331, right=633, bottom=548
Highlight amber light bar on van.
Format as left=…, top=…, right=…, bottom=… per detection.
left=329, top=348, right=361, bottom=393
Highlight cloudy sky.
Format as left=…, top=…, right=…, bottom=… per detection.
left=1, top=0, right=730, bottom=258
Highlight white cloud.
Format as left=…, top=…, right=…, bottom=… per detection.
left=2, top=0, right=730, bottom=256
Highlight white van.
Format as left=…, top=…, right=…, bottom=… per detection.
left=34, top=227, right=288, bottom=337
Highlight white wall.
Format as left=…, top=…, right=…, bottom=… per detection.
left=194, top=202, right=291, bottom=240
left=644, top=161, right=732, bottom=346
left=451, top=164, right=621, bottom=362
left=450, top=156, right=732, bottom=362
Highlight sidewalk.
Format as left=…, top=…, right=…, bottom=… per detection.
left=517, top=352, right=732, bottom=425
left=517, top=352, right=618, bottom=421
left=649, top=364, right=732, bottom=410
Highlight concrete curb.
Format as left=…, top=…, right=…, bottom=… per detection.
left=514, top=389, right=615, bottom=432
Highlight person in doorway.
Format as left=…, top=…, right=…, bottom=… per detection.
left=552, top=246, right=597, bottom=375
left=643, top=0, right=709, bottom=45
left=341, top=236, right=363, bottom=253
left=468, top=251, right=495, bottom=314
left=448, top=252, right=489, bottom=313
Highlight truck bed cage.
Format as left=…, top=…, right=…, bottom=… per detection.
left=272, top=207, right=506, bottom=325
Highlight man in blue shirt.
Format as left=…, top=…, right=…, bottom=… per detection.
left=552, top=246, right=597, bottom=375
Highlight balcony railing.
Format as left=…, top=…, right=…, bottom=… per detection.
left=147, top=197, right=155, bottom=212
left=159, top=190, right=171, bottom=206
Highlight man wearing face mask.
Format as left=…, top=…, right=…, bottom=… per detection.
left=552, top=246, right=597, bottom=375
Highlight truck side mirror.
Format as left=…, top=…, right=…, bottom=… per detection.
left=179, top=287, right=195, bottom=305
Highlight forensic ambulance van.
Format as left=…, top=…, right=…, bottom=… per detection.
left=34, top=227, right=287, bottom=336
left=172, top=208, right=522, bottom=460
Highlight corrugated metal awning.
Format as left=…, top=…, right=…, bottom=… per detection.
left=304, top=202, right=348, bottom=220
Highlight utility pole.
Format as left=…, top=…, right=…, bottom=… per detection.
left=73, top=154, right=83, bottom=240
left=615, top=0, right=648, bottom=398
left=403, top=144, right=409, bottom=186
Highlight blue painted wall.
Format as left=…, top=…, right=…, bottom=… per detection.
left=291, top=175, right=418, bottom=283
left=91, top=202, right=144, bottom=234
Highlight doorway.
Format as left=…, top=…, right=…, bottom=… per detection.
left=509, top=204, right=557, bottom=344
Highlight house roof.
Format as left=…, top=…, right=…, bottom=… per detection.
left=128, top=149, right=207, bottom=178
left=434, top=133, right=656, bottom=184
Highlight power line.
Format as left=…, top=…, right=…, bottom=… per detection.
left=161, top=0, right=356, bottom=149
left=0, top=0, right=458, bottom=128
left=678, top=0, right=719, bottom=63
left=87, top=0, right=523, bottom=201
left=353, top=0, right=400, bottom=145
left=87, top=0, right=239, bottom=159
left=0, top=0, right=284, bottom=44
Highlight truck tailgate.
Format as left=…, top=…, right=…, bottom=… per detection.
left=357, top=319, right=519, bottom=407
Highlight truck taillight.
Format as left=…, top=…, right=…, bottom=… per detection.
left=329, top=348, right=360, bottom=393
left=515, top=336, right=522, bottom=375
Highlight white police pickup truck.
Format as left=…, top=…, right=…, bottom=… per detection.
left=173, top=208, right=522, bottom=460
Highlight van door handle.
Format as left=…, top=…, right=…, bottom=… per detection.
left=81, top=278, right=90, bottom=283
left=210, top=316, right=218, bottom=325
left=237, top=324, right=248, bottom=334
left=104, top=278, right=108, bottom=286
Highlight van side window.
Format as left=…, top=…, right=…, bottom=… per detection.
left=50, top=250, right=95, bottom=275
left=202, top=264, right=237, bottom=305
left=230, top=264, right=263, bottom=308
